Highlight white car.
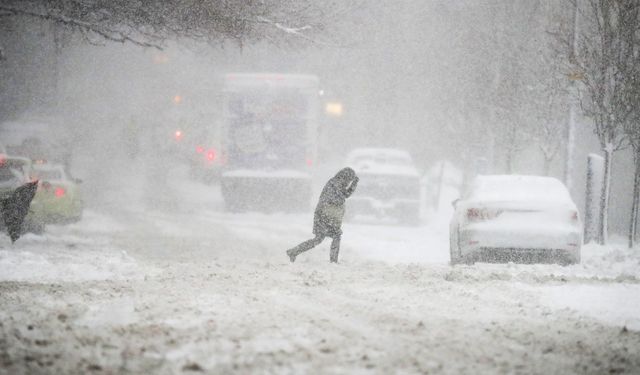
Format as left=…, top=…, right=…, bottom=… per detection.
left=346, top=148, right=421, bottom=224
left=449, top=175, right=582, bottom=265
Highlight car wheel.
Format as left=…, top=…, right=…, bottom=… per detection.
left=450, top=227, right=467, bottom=265
left=449, top=235, right=459, bottom=265
left=559, top=253, right=580, bottom=266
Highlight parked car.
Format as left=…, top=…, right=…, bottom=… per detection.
left=0, top=155, right=44, bottom=233
left=29, top=163, right=83, bottom=224
left=345, top=148, right=421, bottom=225
left=449, top=175, right=582, bottom=265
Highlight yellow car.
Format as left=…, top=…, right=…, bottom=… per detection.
left=29, top=163, right=83, bottom=225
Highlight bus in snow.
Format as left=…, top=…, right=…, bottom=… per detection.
left=221, top=73, right=319, bottom=212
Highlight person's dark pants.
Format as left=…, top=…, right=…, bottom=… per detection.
left=288, top=234, right=341, bottom=262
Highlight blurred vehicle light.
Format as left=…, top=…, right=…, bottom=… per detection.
left=325, top=102, right=343, bottom=117
left=206, top=149, right=216, bottom=162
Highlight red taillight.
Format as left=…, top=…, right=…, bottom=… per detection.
left=174, top=130, right=183, bottom=141
left=466, top=208, right=502, bottom=222
left=306, top=158, right=313, bottom=167
left=0, top=157, right=5, bottom=166
left=467, top=208, right=480, bottom=221
left=196, top=145, right=204, bottom=154
left=570, top=211, right=579, bottom=222
left=54, top=187, right=65, bottom=197
left=206, top=149, right=216, bottom=162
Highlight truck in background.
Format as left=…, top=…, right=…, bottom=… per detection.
left=220, top=73, right=319, bottom=212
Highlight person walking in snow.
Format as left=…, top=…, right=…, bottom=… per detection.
left=286, top=167, right=359, bottom=263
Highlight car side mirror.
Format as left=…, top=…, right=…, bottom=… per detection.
left=451, top=198, right=460, bottom=208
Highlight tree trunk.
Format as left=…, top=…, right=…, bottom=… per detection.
left=584, top=154, right=604, bottom=244
left=505, top=124, right=515, bottom=174
left=505, top=149, right=513, bottom=174
left=630, top=148, right=640, bottom=248
left=636, top=189, right=640, bottom=245
left=598, top=146, right=613, bottom=245
left=543, top=155, right=552, bottom=176
left=564, top=100, right=576, bottom=189
left=434, top=161, right=446, bottom=211
left=563, top=0, right=579, bottom=191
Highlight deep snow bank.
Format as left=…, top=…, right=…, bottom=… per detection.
left=0, top=211, right=152, bottom=283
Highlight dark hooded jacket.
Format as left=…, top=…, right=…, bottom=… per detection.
left=313, top=167, right=358, bottom=237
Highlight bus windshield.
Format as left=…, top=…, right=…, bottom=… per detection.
left=224, top=86, right=313, bottom=170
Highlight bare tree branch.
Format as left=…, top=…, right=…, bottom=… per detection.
left=0, top=0, right=350, bottom=50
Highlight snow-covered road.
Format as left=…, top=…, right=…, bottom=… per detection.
left=1, top=169, right=639, bottom=374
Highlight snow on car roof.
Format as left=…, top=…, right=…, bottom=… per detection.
left=32, top=164, right=65, bottom=178
left=469, top=175, right=573, bottom=203
left=346, top=148, right=419, bottom=177
left=353, top=163, right=419, bottom=177
left=346, top=148, right=412, bottom=161
left=31, top=163, right=66, bottom=179
left=2, top=155, right=31, bottom=165
left=32, top=163, right=64, bottom=172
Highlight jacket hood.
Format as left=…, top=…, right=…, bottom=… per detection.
left=334, top=167, right=356, bottom=181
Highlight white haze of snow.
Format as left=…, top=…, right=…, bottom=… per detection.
left=2, top=3, right=640, bottom=372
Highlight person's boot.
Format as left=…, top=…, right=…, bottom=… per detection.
left=329, top=241, right=340, bottom=263
left=286, top=248, right=297, bottom=263
left=329, top=236, right=341, bottom=263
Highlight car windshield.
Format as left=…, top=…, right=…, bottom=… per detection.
left=349, top=151, right=412, bottom=167
left=469, top=176, right=571, bottom=203
left=32, top=169, right=63, bottom=180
